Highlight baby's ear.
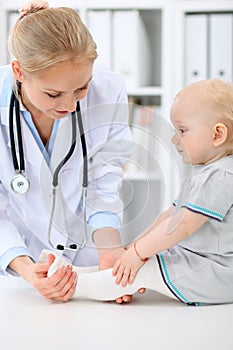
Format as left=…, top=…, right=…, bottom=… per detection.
left=213, top=122, right=228, bottom=147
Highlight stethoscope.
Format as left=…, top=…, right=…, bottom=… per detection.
left=9, top=88, right=88, bottom=251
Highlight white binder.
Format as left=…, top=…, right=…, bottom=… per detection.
left=7, top=11, right=19, bottom=62
left=124, top=105, right=153, bottom=173
left=210, top=14, right=233, bottom=81
left=185, top=14, right=208, bottom=85
left=87, top=10, right=112, bottom=70
left=112, top=10, right=151, bottom=89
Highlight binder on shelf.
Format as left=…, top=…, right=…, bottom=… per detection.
left=112, top=10, right=152, bottom=89
left=210, top=14, right=233, bottom=81
left=87, top=10, right=112, bottom=70
left=185, top=14, right=208, bottom=85
left=7, top=11, right=19, bottom=62
left=7, top=11, right=18, bottom=31
left=124, top=103, right=154, bottom=175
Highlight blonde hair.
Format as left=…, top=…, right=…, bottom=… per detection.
left=178, top=79, right=233, bottom=133
left=203, top=79, right=233, bottom=144
left=8, top=7, right=97, bottom=76
left=206, top=79, right=233, bottom=123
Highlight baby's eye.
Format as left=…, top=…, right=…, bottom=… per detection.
left=179, top=128, right=186, bottom=134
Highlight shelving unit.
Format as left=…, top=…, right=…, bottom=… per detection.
left=172, top=0, right=233, bottom=96
left=1, top=0, right=232, bottom=236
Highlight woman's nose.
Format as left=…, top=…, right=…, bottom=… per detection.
left=62, top=95, right=77, bottom=112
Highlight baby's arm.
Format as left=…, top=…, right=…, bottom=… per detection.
left=113, top=208, right=208, bottom=286
left=134, top=205, right=175, bottom=242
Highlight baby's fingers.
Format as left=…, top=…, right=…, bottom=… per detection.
left=112, top=259, right=121, bottom=276
left=128, top=269, right=137, bottom=285
left=114, top=264, right=126, bottom=285
left=120, top=267, right=132, bottom=287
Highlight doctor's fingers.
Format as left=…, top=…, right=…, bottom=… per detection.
left=44, top=277, right=77, bottom=302
left=32, top=261, right=51, bottom=276
left=47, top=265, right=76, bottom=288
left=42, top=269, right=77, bottom=301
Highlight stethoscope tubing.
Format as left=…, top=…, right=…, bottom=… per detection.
left=9, top=90, right=25, bottom=172
left=9, top=88, right=88, bottom=251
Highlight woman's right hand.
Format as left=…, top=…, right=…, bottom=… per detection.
left=10, top=254, right=77, bottom=301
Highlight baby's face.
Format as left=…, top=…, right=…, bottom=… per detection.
left=170, top=86, right=218, bottom=165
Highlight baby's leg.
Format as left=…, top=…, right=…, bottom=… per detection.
left=40, top=250, right=176, bottom=300
left=39, top=249, right=176, bottom=301
left=39, top=249, right=98, bottom=275
left=73, top=256, right=176, bottom=300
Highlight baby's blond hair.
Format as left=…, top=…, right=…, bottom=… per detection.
left=200, top=79, right=233, bottom=145
left=177, top=79, right=233, bottom=141
left=204, top=79, right=233, bottom=123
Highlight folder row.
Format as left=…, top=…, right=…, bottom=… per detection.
left=87, top=10, right=152, bottom=89
left=7, top=9, right=152, bottom=90
left=185, top=13, right=233, bottom=85
left=124, top=101, right=165, bottom=176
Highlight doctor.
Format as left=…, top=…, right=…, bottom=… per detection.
left=0, top=2, right=139, bottom=303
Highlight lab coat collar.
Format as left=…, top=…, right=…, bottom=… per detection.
left=0, top=99, right=26, bottom=127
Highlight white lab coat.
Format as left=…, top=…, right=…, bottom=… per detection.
left=0, top=65, right=132, bottom=273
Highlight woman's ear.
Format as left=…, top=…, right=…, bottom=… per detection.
left=213, top=122, right=228, bottom=147
left=11, top=60, right=24, bottom=82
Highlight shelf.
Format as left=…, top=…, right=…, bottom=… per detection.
left=123, top=172, right=161, bottom=181
left=85, top=0, right=166, bottom=10
left=127, top=86, right=164, bottom=96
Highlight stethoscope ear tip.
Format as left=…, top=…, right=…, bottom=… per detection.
left=70, top=244, right=78, bottom=249
left=56, top=245, right=65, bottom=250
left=56, top=244, right=78, bottom=251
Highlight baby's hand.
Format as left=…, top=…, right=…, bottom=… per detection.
left=112, top=245, right=145, bottom=287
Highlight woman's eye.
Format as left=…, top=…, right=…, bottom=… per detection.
left=47, top=93, right=60, bottom=99
left=78, top=85, right=89, bottom=91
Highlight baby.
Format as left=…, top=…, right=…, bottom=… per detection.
left=41, top=79, right=233, bottom=305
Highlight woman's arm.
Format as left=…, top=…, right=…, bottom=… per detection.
left=112, top=208, right=208, bottom=286
left=0, top=179, right=76, bottom=301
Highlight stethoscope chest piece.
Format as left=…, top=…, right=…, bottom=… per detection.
left=11, top=173, right=30, bottom=194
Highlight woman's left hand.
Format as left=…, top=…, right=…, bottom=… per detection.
left=19, top=0, right=48, bottom=18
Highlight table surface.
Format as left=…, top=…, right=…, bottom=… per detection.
left=0, top=276, right=233, bottom=350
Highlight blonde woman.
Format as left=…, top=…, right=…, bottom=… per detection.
left=0, top=2, right=139, bottom=303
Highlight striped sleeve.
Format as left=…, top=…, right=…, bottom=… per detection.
left=181, top=165, right=233, bottom=222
